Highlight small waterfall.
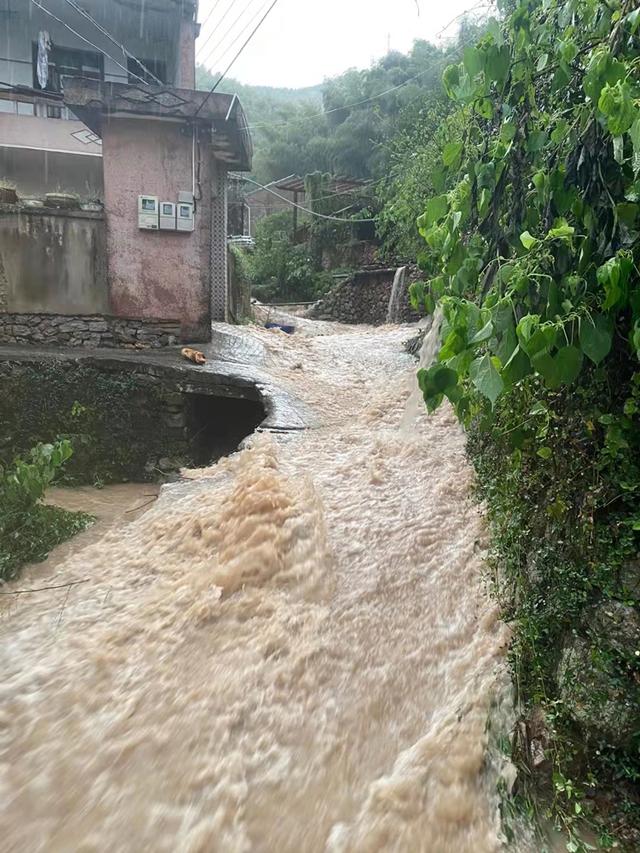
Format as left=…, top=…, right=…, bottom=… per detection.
left=386, top=265, right=407, bottom=324
left=401, top=304, right=444, bottom=430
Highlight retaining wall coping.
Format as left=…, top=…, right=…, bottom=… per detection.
left=0, top=203, right=104, bottom=221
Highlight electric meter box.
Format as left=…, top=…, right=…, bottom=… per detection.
left=159, top=201, right=177, bottom=230
left=177, top=201, right=195, bottom=232
left=138, top=195, right=159, bottom=230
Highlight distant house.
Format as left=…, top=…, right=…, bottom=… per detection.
left=243, top=174, right=302, bottom=236
left=239, top=174, right=371, bottom=238
left=0, top=0, right=199, bottom=198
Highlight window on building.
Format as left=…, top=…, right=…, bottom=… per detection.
left=127, top=57, right=166, bottom=85
left=17, top=101, right=35, bottom=116
left=45, top=103, right=71, bottom=119
left=32, top=43, right=103, bottom=94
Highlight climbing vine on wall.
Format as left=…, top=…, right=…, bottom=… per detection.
left=409, top=0, right=640, bottom=845
left=412, top=0, right=640, bottom=416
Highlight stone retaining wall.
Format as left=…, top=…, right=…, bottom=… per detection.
left=0, top=312, right=180, bottom=348
left=306, top=267, right=421, bottom=325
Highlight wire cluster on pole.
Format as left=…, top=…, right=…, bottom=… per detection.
left=237, top=175, right=376, bottom=223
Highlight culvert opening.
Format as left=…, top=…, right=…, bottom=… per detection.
left=0, top=359, right=267, bottom=484
left=187, top=393, right=266, bottom=466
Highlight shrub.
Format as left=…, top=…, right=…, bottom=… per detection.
left=0, top=440, right=92, bottom=581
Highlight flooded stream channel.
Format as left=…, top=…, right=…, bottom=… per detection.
left=1, top=320, right=513, bottom=851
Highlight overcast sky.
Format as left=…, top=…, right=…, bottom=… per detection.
left=196, top=0, right=479, bottom=88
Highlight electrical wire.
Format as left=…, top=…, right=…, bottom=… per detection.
left=244, top=66, right=437, bottom=130
left=241, top=1, right=494, bottom=131
left=242, top=176, right=381, bottom=204
left=238, top=175, right=376, bottom=223
left=197, top=0, right=224, bottom=34
left=197, top=0, right=266, bottom=71
left=205, top=0, right=284, bottom=80
left=29, top=0, right=149, bottom=85
left=195, top=0, right=236, bottom=59
left=193, top=0, right=281, bottom=117
left=59, top=0, right=164, bottom=84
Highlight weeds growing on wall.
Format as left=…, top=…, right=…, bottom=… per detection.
left=0, top=363, right=186, bottom=484
left=409, top=0, right=640, bottom=846
left=0, top=440, right=92, bottom=581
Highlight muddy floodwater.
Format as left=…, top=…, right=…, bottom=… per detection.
left=0, top=321, right=513, bottom=852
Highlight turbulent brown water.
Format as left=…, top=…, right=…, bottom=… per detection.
left=0, top=321, right=513, bottom=852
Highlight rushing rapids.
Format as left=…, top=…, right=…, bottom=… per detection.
left=0, top=319, right=513, bottom=852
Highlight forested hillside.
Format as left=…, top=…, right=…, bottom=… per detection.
left=196, top=23, right=483, bottom=188
left=198, top=19, right=485, bottom=261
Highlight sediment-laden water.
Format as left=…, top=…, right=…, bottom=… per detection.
left=0, top=321, right=511, bottom=852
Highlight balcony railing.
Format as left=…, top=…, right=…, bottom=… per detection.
left=0, top=89, right=74, bottom=121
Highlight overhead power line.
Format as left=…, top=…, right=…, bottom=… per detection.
left=197, top=0, right=266, bottom=70
left=29, top=0, right=149, bottom=85
left=237, top=175, right=376, bottom=223
left=198, top=0, right=224, bottom=34
left=60, top=0, right=164, bottom=84
left=199, top=0, right=272, bottom=74
left=194, top=0, right=281, bottom=117
left=244, top=65, right=437, bottom=131
left=195, top=0, right=236, bottom=58
left=241, top=2, right=495, bottom=132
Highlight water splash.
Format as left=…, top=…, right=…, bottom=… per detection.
left=401, top=304, right=444, bottom=431
left=386, top=266, right=407, bottom=324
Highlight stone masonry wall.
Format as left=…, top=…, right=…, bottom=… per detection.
left=307, top=267, right=421, bottom=325
left=0, top=313, right=180, bottom=349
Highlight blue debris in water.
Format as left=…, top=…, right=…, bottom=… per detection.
left=265, top=323, right=295, bottom=335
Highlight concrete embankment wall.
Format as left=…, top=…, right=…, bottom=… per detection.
left=0, top=205, right=108, bottom=315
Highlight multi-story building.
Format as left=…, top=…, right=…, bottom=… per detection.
left=0, top=0, right=198, bottom=197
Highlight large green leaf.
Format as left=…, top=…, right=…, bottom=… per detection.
left=484, top=44, right=510, bottom=85
left=580, top=314, right=613, bottom=364
left=598, top=254, right=632, bottom=310
left=469, top=319, right=494, bottom=345
left=520, top=231, right=538, bottom=250
left=533, top=346, right=583, bottom=389
left=598, top=81, right=637, bottom=136
left=418, top=364, right=458, bottom=412
left=517, top=316, right=557, bottom=359
left=463, top=46, right=484, bottom=77
left=442, top=64, right=460, bottom=99
left=547, top=219, right=575, bottom=240
left=469, top=354, right=504, bottom=405
left=443, top=141, right=464, bottom=168
left=583, top=49, right=626, bottom=102
left=425, top=195, right=449, bottom=227
left=501, top=345, right=531, bottom=386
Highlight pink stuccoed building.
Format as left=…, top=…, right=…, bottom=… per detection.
left=64, top=79, right=252, bottom=336
left=0, top=1, right=252, bottom=340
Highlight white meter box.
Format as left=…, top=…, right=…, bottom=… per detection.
left=138, top=195, right=159, bottom=230
left=177, top=202, right=195, bottom=232
left=159, top=201, right=176, bottom=230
